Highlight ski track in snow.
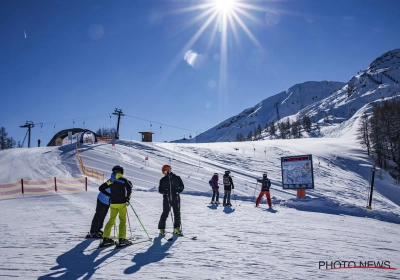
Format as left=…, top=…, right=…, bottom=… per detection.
left=1, top=138, right=400, bottom=279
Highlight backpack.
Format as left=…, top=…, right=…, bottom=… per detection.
left=223, top=176, right=230, bottom=185
left=209, top=178, right=214, bottom=187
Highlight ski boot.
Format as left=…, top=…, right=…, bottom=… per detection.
left=174, top=227, right=183, bottom=236
left=99, top=238, right=115, bottom=247
left=86, top=232, right=103, bottom=238
left=159, top=229, right=166, bottom=236
left=117, top=238, right=133, bottom=247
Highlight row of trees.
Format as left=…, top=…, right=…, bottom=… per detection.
left=95, top=127, right=117, bottom=138
left=358, top=99, right=400, bottom=180
left=0, top=127, right=17, bottom=150
left=235, top=115, right=313, bottom=141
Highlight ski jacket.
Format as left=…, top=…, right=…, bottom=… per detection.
left=211, top=174, right=219, bottom=189
left=97, top=187, right=110, bottom=205
left=99, top=172, right=132, bottom=204
left=223, top=175, right=234, bottom=191
left=257, top=178, right=271, bottom=191
left=159, top=172, right=184, bottom=201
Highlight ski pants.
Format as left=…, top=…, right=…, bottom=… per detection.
left=211, top=188, right=219, bottom=202
left=103, top=203, right=127, bottom=239
left=256, top=191, right=271, bottom=207
left=223, top=190, right=231, bottom=205
left=90, top=199, right=110, bottom=234
left=158, top=195, right=181, bottom=229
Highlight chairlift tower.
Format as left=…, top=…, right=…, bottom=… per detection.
left=112, top=108, right=124, bottom=139
left=20, top=121, right=35, bottom=148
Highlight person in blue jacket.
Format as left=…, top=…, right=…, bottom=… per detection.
left=86, top=187, right=111, bottom=238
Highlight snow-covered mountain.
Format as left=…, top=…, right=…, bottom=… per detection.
left=178, top=49, right=400, bottom=143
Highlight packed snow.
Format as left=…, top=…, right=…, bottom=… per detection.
left=1, top=132, right=400, bottom=279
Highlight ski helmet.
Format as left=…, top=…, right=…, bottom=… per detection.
left=112, top=165, right=124, bottom=174
left=162, top=165, right=171, bottom=174
left=263, top=172, right=268, bottom=178
left=225, top=170, right=230, bottom=175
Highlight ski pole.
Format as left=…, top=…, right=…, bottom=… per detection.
left=127, top=202, right=152, bottom=242
left=167, top=194, right=174, bottom=226
left=177, top=193, right=183, bottom=233
left=168, top=176, right=175, bottom=229
left=126, top=210, right=133, bottom=239
left=252, top=182, right=258, bottom=202
left=233, top=188, right=237, bottom=207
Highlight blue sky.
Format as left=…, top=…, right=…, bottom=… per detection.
left=1, top=0, right=399, bottom=146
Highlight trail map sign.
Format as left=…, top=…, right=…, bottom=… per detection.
left=281, top=155, right=314, bottom=189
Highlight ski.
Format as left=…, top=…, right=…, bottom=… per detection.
left=166, top=232, right=197, bottom=240
left=99, top=239, right=151, bottom=254
left=81, top=236, right=146, bottom=252
left=69, top=234, right=102, bottom=239
left=159, top=233, right=174, bottom=242
left=82, top=242, right=116, bottom=252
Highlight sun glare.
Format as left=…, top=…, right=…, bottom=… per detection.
left=162, top=0, right=269, bottom=106
left=214, top=0, right=235, bottom=13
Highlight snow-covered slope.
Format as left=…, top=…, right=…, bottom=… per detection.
left=1, top=137, right=400, bottom=279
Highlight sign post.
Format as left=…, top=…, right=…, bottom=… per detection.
left=281, top=155, right=314, bottom=198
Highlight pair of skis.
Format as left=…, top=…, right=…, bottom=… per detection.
left=161, top=232, right=197, bottom=241
left=82, top=238, right=152, bottom=253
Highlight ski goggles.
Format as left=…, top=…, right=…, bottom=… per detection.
left=162, top=168, right=171, bottom=175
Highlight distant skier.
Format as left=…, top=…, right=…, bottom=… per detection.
left=86, top=187, right=110, bottom=238
left=99, top=165, right=133, bottom=247
left=256, top=173, right=272, bottom=208
left=158, top=165, right=184, bottom=235
left=37, top=139, right=41, bottom=147
left=209, top=173, right=220, bottom=204
left=222, top=171, right=234, bottom=206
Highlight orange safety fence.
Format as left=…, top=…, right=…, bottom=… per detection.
left=76, top=141, right=104, bottom=182
left=0, top=177, right=87, bottom=199
left=97, top=137, right=113, bottom=143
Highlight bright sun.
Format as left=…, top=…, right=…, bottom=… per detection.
left=214, top=0, right=235, bottom=13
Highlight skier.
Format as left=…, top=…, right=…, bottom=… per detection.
left=99, top=165, right=133, bottom=247
left=158, top=165, right=185, bottom=235
left=222, top=171, right=234, bottom=206
left=209, top=173, right=219, bottom=204
left=256, top=173, right=272, bottom=208
left=37, top=139, right=41, bottom=147
left=86, top=187, right=110, bottom=238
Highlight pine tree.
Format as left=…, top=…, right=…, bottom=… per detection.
left=0, top=127, right=8, bottom=150
left=356, top=111, right=371, bottom=156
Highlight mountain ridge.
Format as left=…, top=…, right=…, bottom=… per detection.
left=175, top=48, right=400, bottom=143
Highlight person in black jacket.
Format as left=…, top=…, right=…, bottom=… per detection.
left=99, top=165, right=133, bottom=246
left=158, top=165, right=184, bottom=235
left=209, top=173, right=219, bottom=204
left=222, top=171, right=234, bottom=206
left=256, top=173, right=272, bottom=208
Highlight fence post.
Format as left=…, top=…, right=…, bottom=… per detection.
left=21, top=178, right=24, bottom=195
left=85, top=177, right=87, bottom=191
left=54, top=177, right=57, bottom=192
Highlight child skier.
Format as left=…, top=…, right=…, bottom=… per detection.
left=256, top=173, right=272, bottom=208
left=86, top=187, right=110, bottom=238
left=209, top=173, right=219, bottom=204
left=222, top=171, right=234, bottom=206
